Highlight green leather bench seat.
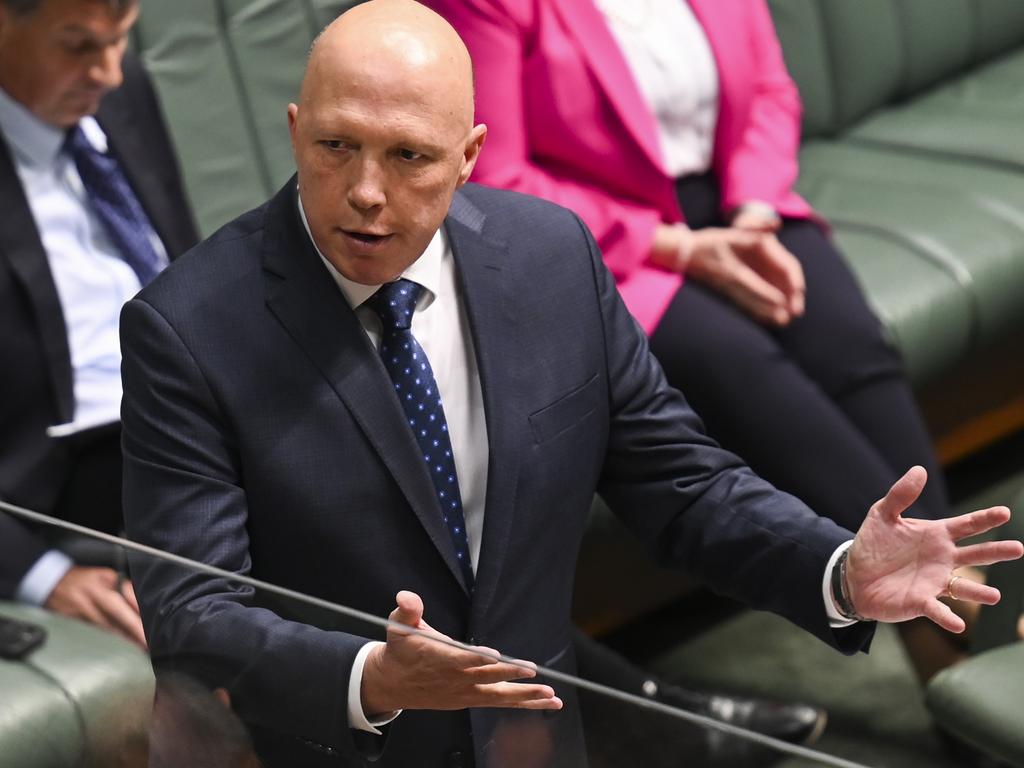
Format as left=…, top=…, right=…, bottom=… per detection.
left=817, top=226, right=972, bottom=384
left=0, top=603, right=153, bottom=767
left=796, top=142, right=1024, bottom=381
left=769, top=0, right=1024, bottom=391
left=927, top=643, right=1024, bottom=768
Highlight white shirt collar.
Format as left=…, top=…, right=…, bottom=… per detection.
left=0, top=86, right=107, bottom=169
left=296, top=189, right=446, bottom=311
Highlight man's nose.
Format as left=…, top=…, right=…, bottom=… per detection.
left=347, top=160, right=387, bottom=211
left=88, top=45, right=125, bottom=90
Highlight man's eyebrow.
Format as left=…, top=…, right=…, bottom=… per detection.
left=56, top=23, right=126, bottom=41
left=56, top=24, right=95, bottom=35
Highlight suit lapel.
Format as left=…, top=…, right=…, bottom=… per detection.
left=98, top=90, right=181, bottom=261
left=0, top=138, right=74, bottom=423
left=444, top=193, right=522, bottom=621
left=549, top=0, right=664, bottom=172
left=261, top=182, right=471, bottom=595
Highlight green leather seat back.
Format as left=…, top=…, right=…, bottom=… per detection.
left=767, top=0, right=836, bottom=138
left=973, top=0, right=1024, bottom=61
left=927, top=643, right=1024, bottom=766
left=770, top=0, right=1024, bottom=140
left=0, top=603, right=153, bottom=768
left=893, top=0, right=975, bottom=96
left=136, top=0, right=362, bottom=237
left=814, top=0, right=905, bottom=132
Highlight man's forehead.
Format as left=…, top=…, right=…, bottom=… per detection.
left=30, top=0, right=138, bottom=29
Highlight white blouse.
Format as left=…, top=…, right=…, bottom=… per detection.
left=595, top=0, right=719, bottom=177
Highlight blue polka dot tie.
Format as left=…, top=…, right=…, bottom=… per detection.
left=367, top=279, right=475, bottom=589
left=65, top=125, right=163, bottom=286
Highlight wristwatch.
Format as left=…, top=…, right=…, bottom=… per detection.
left=831, top=547, right=869, bottom=622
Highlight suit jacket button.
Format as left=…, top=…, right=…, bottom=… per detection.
left=446, top=749, right=470, bottom=768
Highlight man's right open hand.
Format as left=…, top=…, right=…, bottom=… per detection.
left=360, top=591, right=563, bottom=718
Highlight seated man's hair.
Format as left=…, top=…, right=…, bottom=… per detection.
left=1, top=0, right=136, bottom=16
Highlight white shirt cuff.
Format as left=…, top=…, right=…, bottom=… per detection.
left=15, top=549, right=74, bottom=606
left=347, top=641, right=402, bottom=734
left=823, top=540, right=858, bottom=628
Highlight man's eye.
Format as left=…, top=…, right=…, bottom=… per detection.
left=398, top=149, right=423, bottom=161
left=323, top=140, right=349, bottom=151
left=62, top=39, right=97, bottom=55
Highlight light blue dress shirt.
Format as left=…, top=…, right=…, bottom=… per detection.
left=0, top=86, right=168, bottom=604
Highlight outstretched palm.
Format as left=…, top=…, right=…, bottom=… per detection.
left=847, top=466, right=1024, bottom=633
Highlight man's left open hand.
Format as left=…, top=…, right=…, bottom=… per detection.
left=846, top=466, right=1024, bottom=632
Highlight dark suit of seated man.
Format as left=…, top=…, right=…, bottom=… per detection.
left=0, top=0, right=196, bottom=646
left=119, top=2, right=1023, bottom=766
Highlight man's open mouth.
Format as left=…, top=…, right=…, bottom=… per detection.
left=344, top=230, right=391, bottom=244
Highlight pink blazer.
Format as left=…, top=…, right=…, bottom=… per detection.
left=428, top=0, right=814, bottom=333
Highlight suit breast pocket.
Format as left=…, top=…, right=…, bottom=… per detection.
left=528, top=375, right=600, bottom=444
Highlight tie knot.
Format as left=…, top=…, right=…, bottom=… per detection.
left=63, top=124, right=93, bottom=159
left=367, top=279, right=423, bottom=331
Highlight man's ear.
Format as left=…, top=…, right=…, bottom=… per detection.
left=456, top=123, right=487, bottom=187
left=287, top=103, right=299, bottom=153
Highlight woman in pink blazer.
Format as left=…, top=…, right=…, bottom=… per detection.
left=429, top=0, right=973, bottom=692
left=430, top=0, right=949, bottom=537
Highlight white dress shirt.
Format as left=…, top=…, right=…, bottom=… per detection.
left=298, top=195, right=490, bottom=733
left=0, top=86, right=168, bottom=605
left=595, top=0, right=719, bottom=177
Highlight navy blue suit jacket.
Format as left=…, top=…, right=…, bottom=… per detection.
left=121, top=180, right=871, bottom=767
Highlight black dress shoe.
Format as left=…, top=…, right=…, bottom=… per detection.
left=650, top=681, right=827, bottom=758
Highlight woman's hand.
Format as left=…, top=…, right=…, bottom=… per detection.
left=652, top=223, right=805, bottom=326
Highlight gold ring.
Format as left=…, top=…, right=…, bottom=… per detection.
left=946, top=574, right=962, bottom=601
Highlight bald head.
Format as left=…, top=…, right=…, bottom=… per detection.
left=300, top=0, right=475, bottom=129
left=287, top=0, right=486, bottom=286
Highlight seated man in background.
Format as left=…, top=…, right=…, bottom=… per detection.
left=0, top=0, right=197, bottom=646
left=120, top=2, right=1022, bottom=766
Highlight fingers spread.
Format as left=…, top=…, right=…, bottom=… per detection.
left=954, top=539, right=1024, bottom=568
left=946, top=506, right=1013, bottom=541
left=923, top=599, right=966, bottom=634
left=945, top=578, right=1001, bottom=606
left=874, top=466, right=927, bottom=520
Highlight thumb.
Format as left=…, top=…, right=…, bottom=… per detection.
left=875, top=466, right=927, bottom=521
left=389, top=590, right=425, bottom=634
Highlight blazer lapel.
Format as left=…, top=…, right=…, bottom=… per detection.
left=549, top=0, right=664, bottom=172
left=261, top=182, right=471, bottom=595
left=0, top=139, right=74, bottom=423
left=444, top=193, right=522, bottom=620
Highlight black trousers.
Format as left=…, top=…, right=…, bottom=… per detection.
left=650, top=174, right=948, bottom=530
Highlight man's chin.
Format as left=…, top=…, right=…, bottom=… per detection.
left=54, top=96, right=105, bottom=126
left=329, top=253, right=409, bottom=287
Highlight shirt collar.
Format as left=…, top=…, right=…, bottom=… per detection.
left=0, top=86, right=107, bottom=169
left=297, top=190, right=446, bottom=311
